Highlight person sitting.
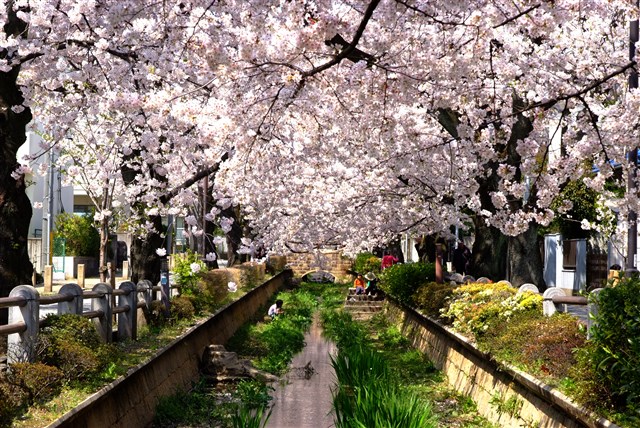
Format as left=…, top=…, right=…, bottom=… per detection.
left=354, top=274, right=366, bottom=295
left=364, top=272, right=379, bottom=297
left=268, top=299, right=284, bottom=319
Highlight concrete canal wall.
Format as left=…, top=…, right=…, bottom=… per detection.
left=384, top=299, right=620, bottom=428
left=49, top=270, right=292, bottom=428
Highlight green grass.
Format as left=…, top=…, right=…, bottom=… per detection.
left=322, top=309, right=496, bottom=428
left=152, top=280, right=494, bottom=428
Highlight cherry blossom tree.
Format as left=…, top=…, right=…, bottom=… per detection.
left=0, top=2, right=33, bottom=312
left=209, top=0, right=638, bottom=285
left=3, top=0, right=233, bottom=285
left=3, top=0, right=640, bottom=297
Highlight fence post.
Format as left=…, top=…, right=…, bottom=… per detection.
left=7, top=285, right=40, bottom=363
left=77, top=264, right=86, bottom=288
left=122, top=260, right=129, bottom=279
left=138, top=280, right=153, bottom=312
left=58, top=283, right=84, bottom=315
left=587, top=288, right=603, bottom=340
left=117, top=281, right=137, bottom=341
left=44, top=265, right=53, bottom=293
left=92, top=283, right=113, bottom=343
left=518, top=283, right=539, bottom=294
left=542, top=287, right=565, bottom=316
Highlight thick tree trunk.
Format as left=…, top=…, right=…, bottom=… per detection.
left=0, top=9, right=35, bottom=328
left=130, top=215, right=164, bottom=285
left=471, top=218, right=508, bottom=281
left=221, top=205, right=244, bottom=267
left=507, top=223, right=545, bottom=289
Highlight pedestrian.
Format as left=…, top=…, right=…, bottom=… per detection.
left=354, top=274, right=366, bottom=295
left=364, top=271, right=379, bottom=297
left=452, top=241, right=471, bottom=275
left=268, top=299, right=284, bottom=319
left=381, top=253, right=398, bottom=270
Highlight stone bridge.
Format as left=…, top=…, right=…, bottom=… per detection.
left=286, top=250, right=353, bottom=282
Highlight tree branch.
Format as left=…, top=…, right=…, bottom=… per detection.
left=493, top=4, right=541, bottom=29
left=302, top=0, right=381, bottom=79
left=159, top=151, right=229, bottom=204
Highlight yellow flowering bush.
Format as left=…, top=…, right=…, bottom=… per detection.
left=441, top=282, right=542, bottom=337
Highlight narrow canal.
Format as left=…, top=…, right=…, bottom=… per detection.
left=266, top=314, right=337, bottom=428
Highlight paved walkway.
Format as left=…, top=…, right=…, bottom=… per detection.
left=562, top=303, right=589, bottom=324
left=37, top=276, right=127, bottom=319
left=267, top=314, right=337, bottom=428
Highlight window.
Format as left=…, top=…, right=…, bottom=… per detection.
left=74, top=205, right=93, bottom=215
left=562, top=240, right=578, bottom=270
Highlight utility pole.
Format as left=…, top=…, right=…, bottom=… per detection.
left=627, top=6, right=639, bottom=273
left=45, top=151, right=55, bottom=266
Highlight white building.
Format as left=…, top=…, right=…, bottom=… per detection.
left=18, top=132, right=73, bottom=273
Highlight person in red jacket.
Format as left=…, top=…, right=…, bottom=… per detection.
left=381, top=254, right=398, bottom=270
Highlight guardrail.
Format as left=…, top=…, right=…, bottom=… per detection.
left=1, top=280, right=172, bottom=363
left=531, top=285, right=602, bottom=338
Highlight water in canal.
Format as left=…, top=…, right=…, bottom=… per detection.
left=266, top=314, right=337, bottom=428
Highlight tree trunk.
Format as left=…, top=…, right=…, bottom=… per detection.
left=0, top=9, right=35, bottom=328
left=98, top=217, right=109, bottom=283
left=471, top=217, right=508, bottom=280
left=221, top=205, right=243, bottom=267
left=130, top=215, right=164, bottom=285
left=507, top=223, right=546, bottom=289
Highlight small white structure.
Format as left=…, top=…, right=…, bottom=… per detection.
left=543, top=233, right=586, bottom=293
left=400, top=233, right=420, bottom=263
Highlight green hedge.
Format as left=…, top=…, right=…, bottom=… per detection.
left=380, top=262, right=435, bottom=304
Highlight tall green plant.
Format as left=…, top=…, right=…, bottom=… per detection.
left=330, top=346, right=436, bottom=428
left=353, top=252, right=381, bottom=275
left=173, top=251, right=206, bottom=295
left=54, top=213, right=100, bottom=257
left=231, top=403, right=271, bottom=428
left=581, top=277, right=640, bottom=414
left=380, top=262, right=435, bottom=304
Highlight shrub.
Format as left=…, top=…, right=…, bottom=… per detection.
left=577, top=277, right=640, bottom=414
left=441, top=282, right=542, bottom=336
left=353, top=252, right=381, bottom=275
left=9, top=362, right=64, bottom=404
left=237, top=262, right=265, bottom=290
left=380, top=262, right=435, bottom=304
left=170, top=295, right=196, bottom=321
left=39, top=314, right=108, bottom=382
left=198, top=269, right=235, bottom=312
left=173, top=251, right=206, bottom=295
left=0, top=375, right=27, bottom=426
left=148, top=300, right=169, bottom=328
left=266, top=255, right=287, bottom=274
left=54, top=212, right=100, bottom=257
left=479, top=312, right=586, bottom=381
left=40, top=313, right=101, bottom=349
left=412, top=282, right=457, bottom=318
